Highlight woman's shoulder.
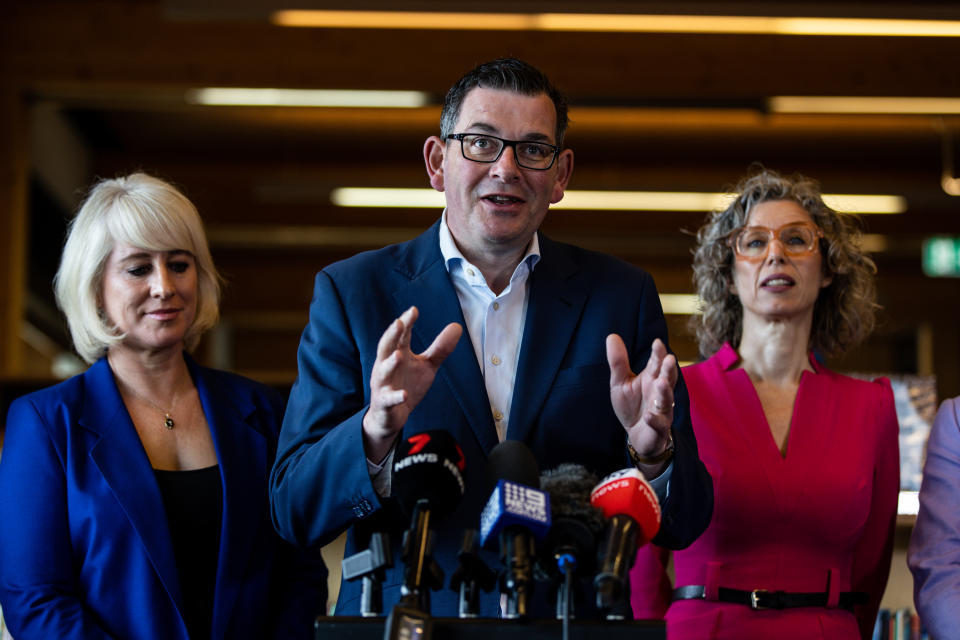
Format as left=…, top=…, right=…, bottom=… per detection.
left=682, top=343, right=736, bottom=379
left=816, top=364, right=893, bottom=397
left=192, top=364, right=285, bottom=412
left=3, top=365, right=110, bottom=451
left=812, top=367, right=897, bottom=431
left=7, top=363, right=98, bottom=417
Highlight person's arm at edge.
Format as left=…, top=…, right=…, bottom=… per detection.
left=908, top=397, right=960, bottom=640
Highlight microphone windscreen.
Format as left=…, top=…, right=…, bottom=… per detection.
left=392, top=430, right=466, bottom=520
left=590, top=468, right=661, bottom=545
left=540, top=463, right=605, bottom=536
left=485, top=440, right=540, bottom=492
left=537, top=463, right=605, bottom=577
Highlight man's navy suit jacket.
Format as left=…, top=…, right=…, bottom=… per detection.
left=271, top=221, right=713, bottom=616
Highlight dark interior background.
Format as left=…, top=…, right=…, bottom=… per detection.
left=1, top=0, right=959, bottom=396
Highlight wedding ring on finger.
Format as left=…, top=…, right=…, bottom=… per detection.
left=654, top=399, right=675, bottom=412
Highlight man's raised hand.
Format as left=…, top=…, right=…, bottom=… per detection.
left=362, top=306, right=462, bottom=461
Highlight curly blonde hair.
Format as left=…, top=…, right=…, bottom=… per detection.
left=690, top=168, right=879, bottom=359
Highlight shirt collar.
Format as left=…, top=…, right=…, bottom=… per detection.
left=438, top=209, right=541, bottom=274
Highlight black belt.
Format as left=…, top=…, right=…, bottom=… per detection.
left=673, top=585, right=868, bottom=611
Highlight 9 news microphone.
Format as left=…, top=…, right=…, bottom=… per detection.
left=590, top=468, right=662, bottom=618
left=390, top=430, right=467, bottom=614
left=478, top=441, right=551, bottom=619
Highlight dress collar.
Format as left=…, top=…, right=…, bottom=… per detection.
left=715, top=341, right=824, bottom=374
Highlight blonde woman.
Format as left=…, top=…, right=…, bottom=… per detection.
left=0, top=173, right=326, bottom=639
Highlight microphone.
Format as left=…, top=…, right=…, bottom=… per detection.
left=590, top=468, right=662, bottom=618
left=341, top=530, right=392, bottom=617
left=390, top=430, right=467, bottom=614
left=538, top=464, right=605, bottom=620
left=448, top=529, right=497, bottom=618
left=478, top=441, right=551, bottom=619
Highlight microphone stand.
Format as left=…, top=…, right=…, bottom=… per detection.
left=449, top=529, right=497, bottom=617
left=595, top=515, right=639, bottom=619
left=556, top=553, right=577, bottom=640
left=384, top=499, right=444, bottom=640
left=500, top=526, right=536, bottom=618
left=399, top=499, right=444, bottom=613
left=341, top=532, right=393, bottom=617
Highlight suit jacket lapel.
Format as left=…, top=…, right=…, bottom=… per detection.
left=508, top=234, right=588, bottom=444
left=187, top=358, right=268, bottom=640
left=392, top=223, right=499, bottom=453
left=81, top=358, right=186, bottom=615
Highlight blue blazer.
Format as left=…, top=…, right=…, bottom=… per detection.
left=271, top=222, right=713, bottom=616
left=0, top=355, right=327, bottom=640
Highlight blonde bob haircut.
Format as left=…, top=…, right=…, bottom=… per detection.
left=691, top=168, right=879, bottom=360
left=54, top=173, right=221, bottom=363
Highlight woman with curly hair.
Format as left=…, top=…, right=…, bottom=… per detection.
left=629, top=169, right=899, bottom=639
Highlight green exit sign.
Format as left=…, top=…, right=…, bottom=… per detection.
left=923, top=237, right=960, bottom=277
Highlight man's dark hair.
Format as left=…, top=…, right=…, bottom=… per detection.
left=439, top=58, right=570, bottom=145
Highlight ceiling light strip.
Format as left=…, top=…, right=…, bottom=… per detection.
left=272, top=11, right=960, bottom=37
left=659, top=294, right=701, bottom=315
left=185, top=87, right=430, bottom=108
left=771, top=96, right=960, bottom=114
left=331, top=188, right=906, bottom=214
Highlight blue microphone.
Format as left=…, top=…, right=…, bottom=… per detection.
left=479, top=441, right=551, bottom=618
left=479, top=479, right=551, bottom=546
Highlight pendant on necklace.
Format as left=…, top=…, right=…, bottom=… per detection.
left=164, top=413, right=175, bottom=429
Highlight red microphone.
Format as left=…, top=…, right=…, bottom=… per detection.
left=589, top=468, right=662, bottom=616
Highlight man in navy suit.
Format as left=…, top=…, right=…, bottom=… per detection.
left=270, top=58, right=713, bottom=617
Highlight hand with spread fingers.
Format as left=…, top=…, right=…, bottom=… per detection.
left=362, top=306, right=463, bottom=461
left=607, top=334, right=678, bottom=471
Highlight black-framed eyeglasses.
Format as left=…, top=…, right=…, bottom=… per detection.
left=727, top=221, right=824, bottom=261
left=445, top=133, right=560, bottom=170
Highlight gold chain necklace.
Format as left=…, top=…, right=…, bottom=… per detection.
left=123, top=385, right=182, bottom=430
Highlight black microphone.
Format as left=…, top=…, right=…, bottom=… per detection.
left=390, top=430, right=467, bottom=615
left=478, top=441, right=551, bottom=619
left=538, top=463, right=605, bottom=621
left=448, top=529, right=497, bottom=618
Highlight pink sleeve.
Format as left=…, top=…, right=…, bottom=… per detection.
left=851, top=378, right=899, bottom=640
left=629, top=543, right=673, bottom=620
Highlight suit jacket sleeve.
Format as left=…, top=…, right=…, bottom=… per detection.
left=629, top=271, right=712, bottom=550
left=270, top=270, right=382, bottom=548
left=0, top=397, right=115, bottom=640
left=850, top=378, right=899, bottom=639
left=909, top=396, right=960, bottom=640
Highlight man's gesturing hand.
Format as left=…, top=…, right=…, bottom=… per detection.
left=607, top=335, right=678, bottom=475
left=362, top=306, right=463, bottom=462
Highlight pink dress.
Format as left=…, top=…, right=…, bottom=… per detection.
left=630, top=343, right=899, bottom=639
